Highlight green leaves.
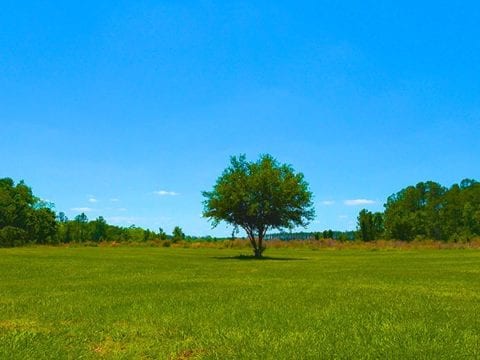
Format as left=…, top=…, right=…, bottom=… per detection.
left=357, top=209, right=384, bottom=241
left=383, top=179, right=480, bottom=241
left=172, top=226, right=185, bottom=243
left=0, top=178, right=57, bottom=246
left=202, top=154, right=315, bottom=256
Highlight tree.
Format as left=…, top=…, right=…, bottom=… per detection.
left=172, top=226, right=185, bottom=243
left=357, top=209, right=384, bottom=241
left=27, top=207, right=57, bottom=244
left=382, top=179, right=480, bottom=241
left=0, top=178, right=35, bottom=231
left=158, top=227, right=167, bottom=240
left=57, top=212, right=68, bottom=223
left=384, top=181, right=446, bottom=240
left=202, top=154, right=315, bottom=257
left=126, top=225, right=146, bottom=242
left=91, top=216, right=107, bottom=242
left=0, top=178, right=57, bottom=246
left=73, top=213, right=89, bottom=242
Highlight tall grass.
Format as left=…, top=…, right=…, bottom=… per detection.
left=83, top=237, right=480, bottom=250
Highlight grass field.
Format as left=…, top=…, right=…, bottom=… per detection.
left=1, top=247, right=479, bottom=359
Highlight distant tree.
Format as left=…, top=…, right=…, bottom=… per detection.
left=357, top=209, right=384, bottom=241
left=0, top=178, right=35, bottom=231
left=172, top=226, right=185, bottom=243
left=73, top=213, right=89, bottom=242
left=441, top=179, right=480, bottom=241
left=126, top=225, right=146, bottom=242
left=74, top=213, right=88, bottom=223
left=460, top=178, right=478, bottom=189
left=0, top=178, right=57, bottom=246
left=384, top=181, right=446, bottom=240
left=143, top=229, right=157, bottom=241
left=28, top=207, right=57, bottom=244
left=92, top=216, right=108, bottom=242
left=57, top=212, right=68, bottom=223
left=203, top=154, right=315, bottom=257
left=382, top=179, right=480, bottom=241
left=57, top=221, right=72, bottom=243
left=158, top=227, right=167, bottom=240
left=322, top=229, right=334, bottom=239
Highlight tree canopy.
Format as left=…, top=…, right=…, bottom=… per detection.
left=202, top=154, right=315, bottom=257
left=357, top=209, right=384, bottom=241
left=381, top=179, right=480, bottom=241
left=0, top=178, right=57, bottom=246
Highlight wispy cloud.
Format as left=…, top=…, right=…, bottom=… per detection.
left=154, top=190, right=179, bottom=196
left=70, top=207, right=94, bottom=213
left=344, top=199, right=375, bottom=206
left=321, top=200, right=335, bottom=206
left=110, top=198, right=120, bottom=202
left=88, top=197, right=98, bottom=203
left=116, top=208, right=128, bottom=212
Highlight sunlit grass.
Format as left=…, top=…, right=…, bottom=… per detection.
left=1, top=247, right=479, bottom=359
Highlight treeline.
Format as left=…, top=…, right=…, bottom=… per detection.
left=2, top=177, right=479, bottom=247
left=357, top=179, right=480, bottom=242
left=56, top=214, right=230, bottom=244
left=56, top=213, right=171, bottom=244
left=0, top=178, right=191, bottom=247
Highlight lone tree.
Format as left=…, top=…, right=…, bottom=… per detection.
left=202, top=154, right=315, bottom=258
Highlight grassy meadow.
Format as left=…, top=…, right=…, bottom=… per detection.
left=0, top=246, right=479, bottom=359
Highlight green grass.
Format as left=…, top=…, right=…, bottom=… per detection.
left=0, top=247, right=479, bottom=359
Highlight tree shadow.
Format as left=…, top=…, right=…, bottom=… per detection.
left=212, top=254, right=307, bottom=261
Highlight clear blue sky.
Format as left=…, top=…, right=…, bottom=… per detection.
left=1, top=1, right=479, bottom=236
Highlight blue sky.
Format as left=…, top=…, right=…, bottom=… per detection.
left=1, top=1, right=479, bottom=236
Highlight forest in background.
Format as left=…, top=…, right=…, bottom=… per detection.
left=357, top=179, right=480, bottom=242
left=0, top=177, right=479, bottom=247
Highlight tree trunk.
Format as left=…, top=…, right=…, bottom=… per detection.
left=254, top=232, right=266, bottom=258
left=256, top=234, right=264, bottom=258
left=245, top=227, right=266, bottom=258
left=245, top=229, right=258, bottom=257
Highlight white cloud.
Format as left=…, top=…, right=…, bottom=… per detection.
left=117, top=208, right=128, bottom=212
left=321, top=200, right=335, bottom=206
left=344, top=199, right=376, bottom=206
left=70, top=207, right=94, bottom=213
left=88, top=197, right=98, bottom=203
left=110, top=198, right=120, bottom=202
left=154, top=190, right=179, bottom=196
